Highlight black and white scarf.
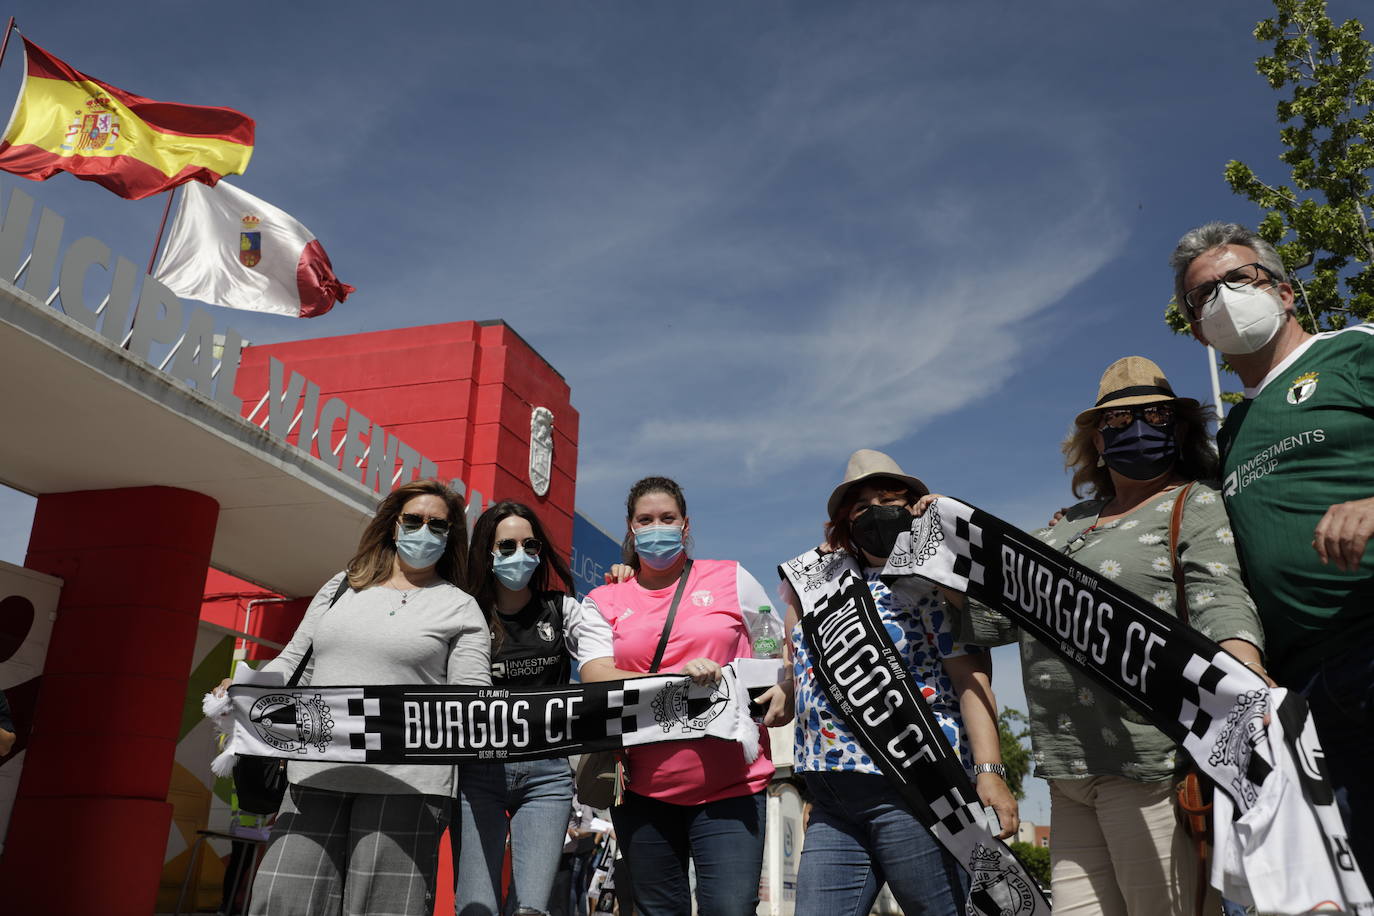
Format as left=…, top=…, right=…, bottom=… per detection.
left=883, top=496, right=1371, bottom=915
left=781, top=548, right=1051, bottom=916
left=207, top=662, right=775, bottom=774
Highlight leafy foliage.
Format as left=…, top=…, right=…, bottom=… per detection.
left=998, top=706, right=1033, bottom=801
left=1010, top=840, right=1052, bottom=888
left=1218, top=0, right=1374, bottom=331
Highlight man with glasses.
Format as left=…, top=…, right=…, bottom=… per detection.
left=1171, top=221, right=1374, bottom=873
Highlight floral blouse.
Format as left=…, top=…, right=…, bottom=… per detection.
left=963, top=482, right=1263, bottom=783
left=792, top=564, right=976, bottom=776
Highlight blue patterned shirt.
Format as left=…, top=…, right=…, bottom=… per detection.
left=792, top=565, right=974, bottom=775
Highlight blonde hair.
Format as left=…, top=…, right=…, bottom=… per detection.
left=1063, top=401, right=1219, bottom=499
left=346, top=479, right=469, bottom=590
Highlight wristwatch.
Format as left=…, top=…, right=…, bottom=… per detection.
left=973, top=763, right=1007, bottom=778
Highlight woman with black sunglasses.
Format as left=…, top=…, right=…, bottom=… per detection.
left=952, top=357, right=1267, bottom=916
left=213, top=478, right=490, bottom=916
left=453, top=501, right=617, bottom=916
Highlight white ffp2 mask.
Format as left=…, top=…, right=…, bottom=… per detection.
left=1198, top=283, right=1287, bottom=355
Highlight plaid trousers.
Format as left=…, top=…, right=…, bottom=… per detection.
left=248, top=783, right=449, bottom=916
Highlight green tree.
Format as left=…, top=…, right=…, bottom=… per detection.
left=1167, top=0, right=1374, bottom=338
left=998, top=706, right=1033, bottom=801
left=1010, top=841, right=1051, bottom=889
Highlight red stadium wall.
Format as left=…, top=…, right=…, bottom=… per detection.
left=1, top=318, right=576, bottom=915
left=182, top=319, right=578, bottom=913
left=232, top=319, right=578, bottom=556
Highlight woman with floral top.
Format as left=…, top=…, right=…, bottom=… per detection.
left=957, top=357, right=1267, bottom=916
left=780, top=449, right=1017, bottom=916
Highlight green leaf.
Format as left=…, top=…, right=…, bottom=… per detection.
left=1176, top=0, right=1373, bottom=343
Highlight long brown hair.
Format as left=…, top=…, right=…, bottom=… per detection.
left=620, top=476, right=689, bottom=572
left=467, top=501, right=573, bottom=653
left=824, top=476, right=916, bottom=557
left=346, top=479, right=469, bottom=590
left=1063, top=400, right=1219, bottom=500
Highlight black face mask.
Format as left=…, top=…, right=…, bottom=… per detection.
left=1100, top=419, right=1179, bottom=481
left=850, top=504, right=912, bottom=559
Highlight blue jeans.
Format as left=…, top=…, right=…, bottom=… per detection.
left=610, top=789, right=765, bottom=916
left=1295, top=637, right=1374, bottom=878
left=453, top=758, right=575, bottom=916
left=796, top=771, right=967, bottom=916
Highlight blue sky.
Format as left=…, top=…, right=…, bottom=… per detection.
left=0, top=0, right=1358, bottom=823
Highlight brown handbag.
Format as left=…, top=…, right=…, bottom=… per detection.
left=1168, top=484, right=1214, bottom=916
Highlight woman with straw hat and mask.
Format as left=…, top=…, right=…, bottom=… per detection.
left=779, top=449, right=1018, bottom=916
left=953, top=356, right=1268, bottom=916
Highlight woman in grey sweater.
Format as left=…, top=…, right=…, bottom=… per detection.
left=234, top=478, right=491, bottom=916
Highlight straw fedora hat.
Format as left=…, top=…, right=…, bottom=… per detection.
left=827, top=449, right=928, bottom=518
left=1073, top=356, right=1198, bottom=427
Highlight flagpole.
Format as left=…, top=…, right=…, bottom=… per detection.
left=146, top=187, right=176, bottom=275
left=1206, top=344, right=1224, bottom=419
left=0, top=19, right=16, bottom=71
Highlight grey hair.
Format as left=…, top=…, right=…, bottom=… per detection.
left=1170, top=222, right=1289, bottom=308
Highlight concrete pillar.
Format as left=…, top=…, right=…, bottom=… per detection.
left=0, top=486, right=218, bottom=916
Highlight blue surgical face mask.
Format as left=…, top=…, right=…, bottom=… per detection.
left=492, top=550, right=540, bottom=590
left=395, top=522, right=447, bottom=569
left=1100, top=419, right=1179, bottom=481
left=634, top=524, right=685, bottom=570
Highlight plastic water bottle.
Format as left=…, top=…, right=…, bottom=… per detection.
left=750, top=605, right=783, bottom=659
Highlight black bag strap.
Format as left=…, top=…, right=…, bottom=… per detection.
left=286, top=574, right=352, bottom=687
left=543, top=591, right=573, bottom=683
left=1168, top=483, right=1195, bottom=624
left=648, top=558, right=694, bottom=674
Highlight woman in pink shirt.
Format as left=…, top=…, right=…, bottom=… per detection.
left=581, top=476, right=791, bottom=916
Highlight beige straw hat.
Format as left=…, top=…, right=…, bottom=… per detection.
left=826, top=449, right=929, bottom=518
left=1073, top=356, right=1198, bottom=427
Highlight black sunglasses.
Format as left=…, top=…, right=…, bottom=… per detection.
left=1097, top=404, right=1175, bottom=431
left=494, top=537, right=542, bottom=557
left=399, top=513, right=451, bottom=535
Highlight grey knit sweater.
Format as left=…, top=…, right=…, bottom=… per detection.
left=260, top=571, right=491, bottom=796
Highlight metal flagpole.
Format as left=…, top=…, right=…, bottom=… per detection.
left=0, top=19, right=17, bottom=71
left=147, top=187, right=176, bottom=275
left=1206, top=344, right=1224, bottom=418
left=124, top=188, right=177, bottom=349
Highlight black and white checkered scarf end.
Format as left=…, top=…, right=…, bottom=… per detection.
left=780, top=548, right=1051, bottom=916
left=883, top=496, right=1371, bottom=915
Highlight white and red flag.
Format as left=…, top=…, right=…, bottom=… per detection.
left=155, top=180, right=354, bottom=318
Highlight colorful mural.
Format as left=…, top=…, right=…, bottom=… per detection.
left=158, top=625, right=246, bottom=912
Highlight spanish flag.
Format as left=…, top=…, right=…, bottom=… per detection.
left=0, top=37, right=254, bottom=200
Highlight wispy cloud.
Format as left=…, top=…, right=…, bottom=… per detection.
left=459, top=17, right=1137, bottom=498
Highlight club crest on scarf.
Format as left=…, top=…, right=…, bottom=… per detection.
left=1209, top=689, right=1268, bottom=807
left=783, top=550, right=845, bottom=593
left=900, top=499, right=946, bottom=569
left=652, top=677, right=732, bottom=733
left=248, top=692, right=334, bottom=753
left=62, top=96, right=120, bottom=154
left=967, top=844, right=1037, bottom=916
